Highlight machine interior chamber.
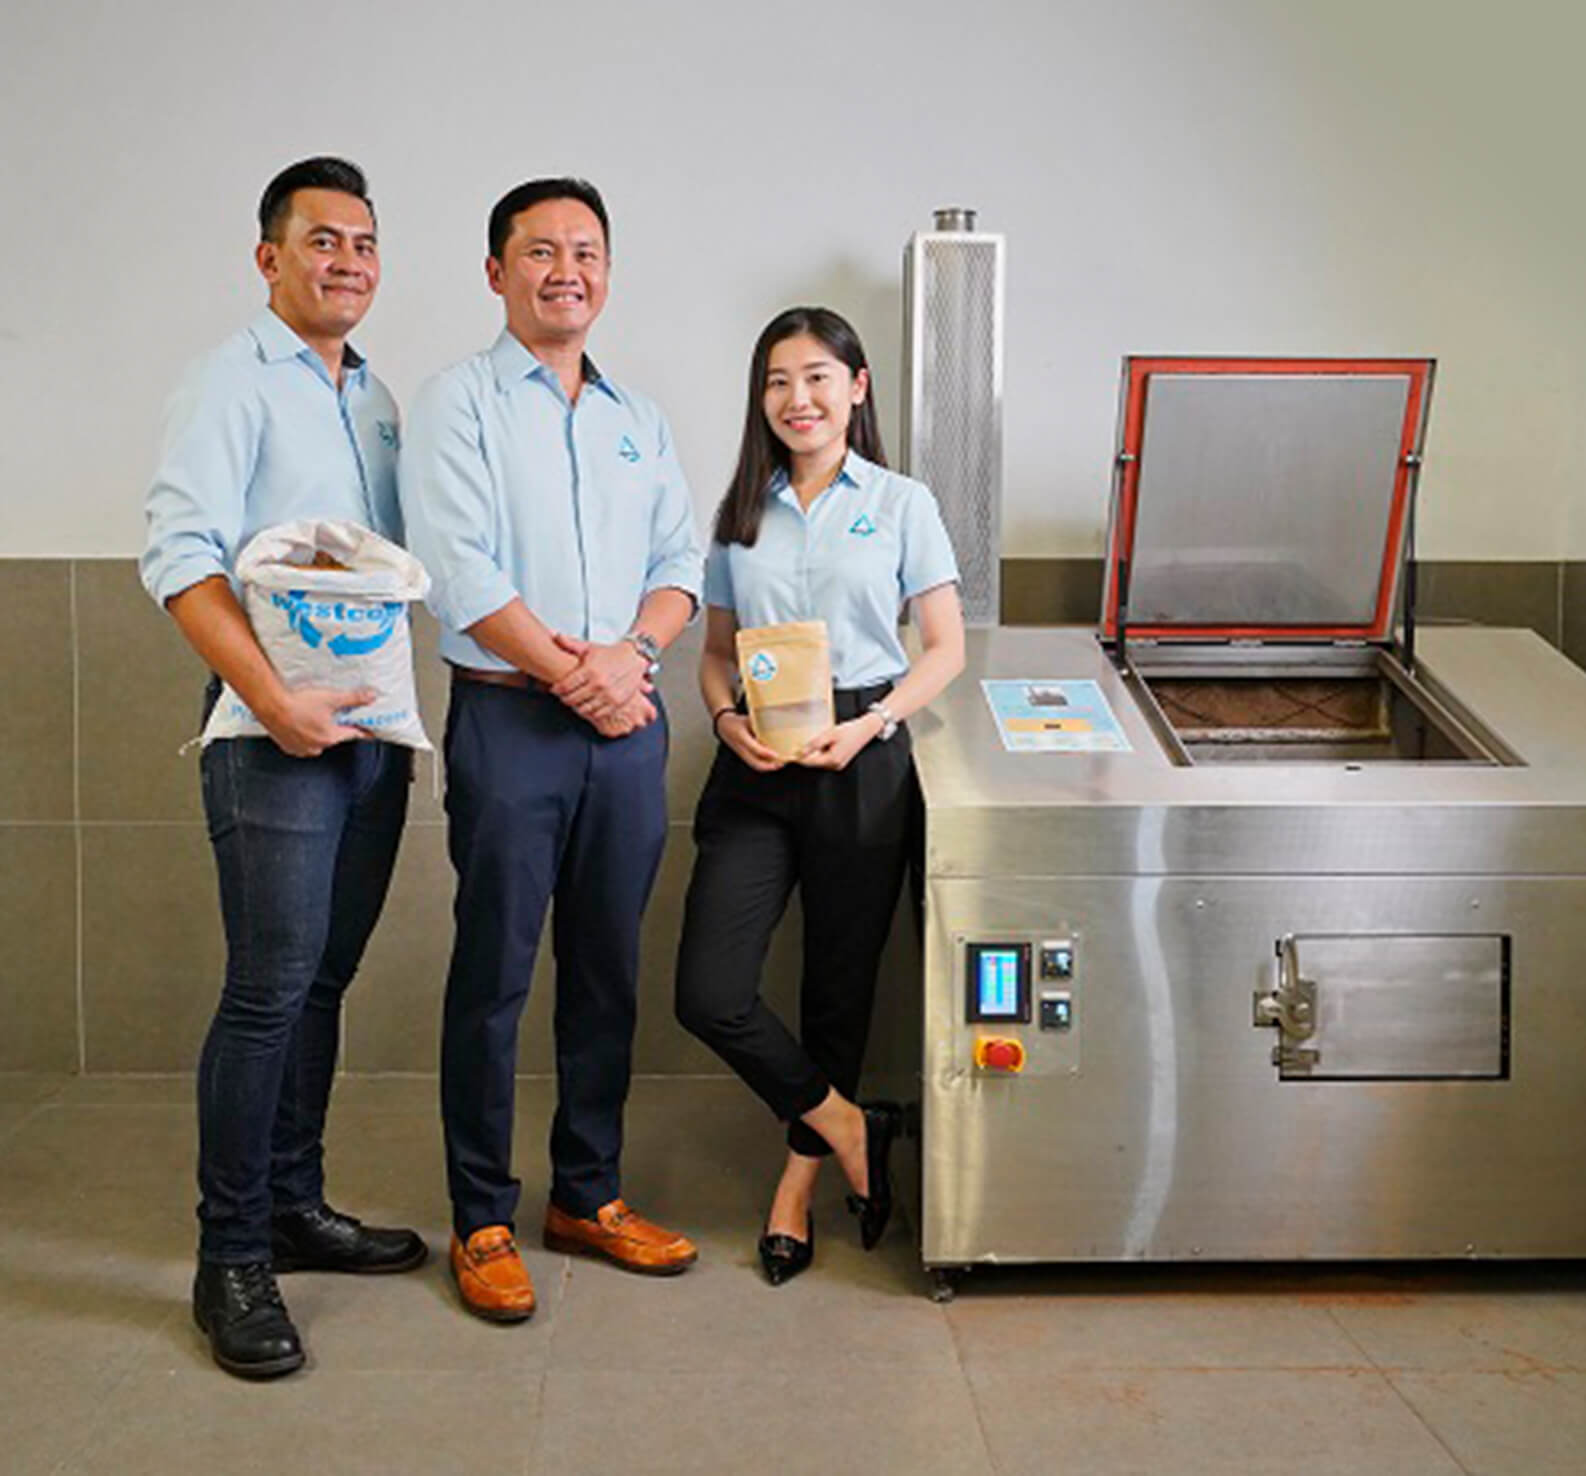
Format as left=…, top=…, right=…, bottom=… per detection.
left=1124, top=646, right=1523, bottom=766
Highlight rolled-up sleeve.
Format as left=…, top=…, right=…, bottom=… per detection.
left=139, top=369, right=259, bottom=606
left=399, top=371, right=519, bottom=633
left=641, top=412, right=703, bottom=608
left=702, top=541, right=735, bottom=611
left=899, top=482, right=960, bottom=600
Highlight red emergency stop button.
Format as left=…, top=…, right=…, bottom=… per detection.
left=974, top=1036, right=1026, bottom=1073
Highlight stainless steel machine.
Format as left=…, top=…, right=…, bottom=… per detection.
left=908, top=357, right=1586, bottom=1295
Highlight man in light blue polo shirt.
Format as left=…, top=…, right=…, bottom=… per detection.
left=400, top=177, right=702, bottom=1321
left=142, top=157, right=425, bottom=1381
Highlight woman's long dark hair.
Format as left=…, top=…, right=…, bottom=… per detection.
left=714, top=306, right=887, bottom=547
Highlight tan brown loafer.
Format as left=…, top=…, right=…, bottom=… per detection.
left=543, top=1199, right=698, bottom=1276
left=450, top=1226, right=536, bottom=1322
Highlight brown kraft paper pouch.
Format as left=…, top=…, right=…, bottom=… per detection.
left=735, top=620, right=835, bottom=759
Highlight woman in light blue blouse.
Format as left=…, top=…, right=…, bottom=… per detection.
left=675, top=307, right=965, bottom=1285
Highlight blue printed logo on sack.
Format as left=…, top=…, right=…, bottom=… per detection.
left=618, top=435, right=641, bottom=463
left=273, top=591, right=404, bottom=657
left=748, top=651, right=778, bottom=683
left=848, top=513, right=877, bottom=537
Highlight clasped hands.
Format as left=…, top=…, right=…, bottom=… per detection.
left=715, top=710, right=883, bottom=773
left=548, top=633, right=655, bottom=736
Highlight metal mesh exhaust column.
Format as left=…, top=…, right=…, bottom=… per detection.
left=902, top=208, right=1006, bottom=626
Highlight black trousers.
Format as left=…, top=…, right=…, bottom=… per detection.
left=441, top=678, right=669, bottom=1236
left=674, top=685, right=916, bottom=1158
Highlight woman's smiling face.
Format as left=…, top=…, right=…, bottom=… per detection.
left=762, top=333, right=870, bottom=463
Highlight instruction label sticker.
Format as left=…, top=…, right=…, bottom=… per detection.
left=980, top=679, right=1132, bottom=753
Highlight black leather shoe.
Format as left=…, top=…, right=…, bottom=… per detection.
left=271, top=1202, right=428, bottom=1274
left=758, top=1214, right=814, bottom=1287
left=845, top=1103, right=900, bottom=1251
left=192, top=1260, right=304, bottom=1380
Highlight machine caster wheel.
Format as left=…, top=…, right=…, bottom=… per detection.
left=929, top=1268, right=962, bottom=1304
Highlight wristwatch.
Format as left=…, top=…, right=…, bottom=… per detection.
left=867, top=700, right=899, bottom=741
left=623, top=629, right=662, bottom=677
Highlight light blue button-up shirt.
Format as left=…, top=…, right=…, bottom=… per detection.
left=703, top=451, right=959, bottom=688
left=398, top=330, right=703, bottom=670
left=141, top=308, right=402, bottom=606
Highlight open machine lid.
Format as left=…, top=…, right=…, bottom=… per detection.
left=1100, top=357, right=1435, bottom=645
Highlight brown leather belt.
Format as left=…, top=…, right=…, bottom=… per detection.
left=449, top=663, right=544, bottom=691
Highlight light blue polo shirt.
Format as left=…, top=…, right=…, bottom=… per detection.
left=141, top=308, right=402, bottom=605
left=704, top=451, right=959, bottom=688
left=399, top=330, right=703, bottom=670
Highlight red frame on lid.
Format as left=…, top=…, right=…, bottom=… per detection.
left=1100, top=356, right=1434, bottom=644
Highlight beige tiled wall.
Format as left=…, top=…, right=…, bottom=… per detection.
left=0, top=556, right=1574, bottom=1073
left=0, top=559, right=819, bottom=1076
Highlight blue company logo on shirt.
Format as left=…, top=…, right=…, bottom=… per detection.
left=272, top=591, right=404, bottom=657
left=376, top=420, right=400, bottom=450
left=747, top=651, right=779, bottom=683
left=618, top=435, right=641, bottom=463
left=848, top=513, right=877, bottom=537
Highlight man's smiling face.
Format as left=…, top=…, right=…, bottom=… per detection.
left=256, top=187, right=379, bottom=343
left=488, top=196, right=609, bottom=352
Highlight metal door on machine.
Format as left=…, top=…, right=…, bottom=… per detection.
left=921, top=874, right=1586, bottom=1266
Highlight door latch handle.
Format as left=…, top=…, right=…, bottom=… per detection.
left=1254, top=934, right=1319, bottom=1069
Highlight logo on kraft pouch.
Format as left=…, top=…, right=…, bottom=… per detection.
left=274, top=591, right=403, bottom=657
left=848, top=513, right=877, bottom=537
left=748, top=651, right=778, bottom=682
left=618, top=435, right=641, bottom=462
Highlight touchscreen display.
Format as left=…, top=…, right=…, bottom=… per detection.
left=967, top=942, right=1030, bottom=1022
left=978, top=949, right=1022, bottom=1017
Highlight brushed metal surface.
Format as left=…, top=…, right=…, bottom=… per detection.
left=909, top=625, right=1586, bottom=1265
left=1279, top=934, right=1507, bottom=1080
left=920, top=874, right=1586, bottom=1264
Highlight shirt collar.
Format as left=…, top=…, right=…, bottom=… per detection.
left=770, top=448, right=869, bottom=504
left=489, top=329, right=619, bottom=402
left=250, top=308, right=367, bottom=382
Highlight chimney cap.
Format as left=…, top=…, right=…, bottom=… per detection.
left=933, top=207, right=978, bottom=232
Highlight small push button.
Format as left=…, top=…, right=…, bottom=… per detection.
left=1039, top=992, right=1073, bottom=1031
left=1039, top=940, right=1075, bottom=980
left=974, top=1037, right=1026, bottom=1073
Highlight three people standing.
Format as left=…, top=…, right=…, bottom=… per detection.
left=147, top=164, right=963, bottom=1376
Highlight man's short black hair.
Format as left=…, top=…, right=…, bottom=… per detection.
left=487, top=178, right=609, bottom=261
left=258, top=157, right=375, bottom=243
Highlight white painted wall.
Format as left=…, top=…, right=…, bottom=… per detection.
left=2, top=0, right=1581, bottom=559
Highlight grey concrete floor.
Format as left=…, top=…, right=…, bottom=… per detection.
left=3, top=1072, right=1585, bottom=1475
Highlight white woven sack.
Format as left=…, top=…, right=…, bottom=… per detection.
left=198, top=520, right=433, bottom=751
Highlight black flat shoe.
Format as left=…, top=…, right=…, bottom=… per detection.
left=272, top=1202, right=428, bottom=1274
left=758, top=1214, right=814, bottom=1287
left=193, top=1260, right=304, bottom=1380
left=845, top=1102, right=900, bottom=1251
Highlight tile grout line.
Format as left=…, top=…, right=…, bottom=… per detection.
left=1321, top=1306, right=1474, bottom=1476
left=939, top=1289, right=1006, bottom=1475
left=70, top=560, right=86, bottom=1074
left=1376, top=1365, right=1477, bottom=1476
left=1557, top=561, right=1567, bottom=658
left=520, top=1368, right=549, bottom=1476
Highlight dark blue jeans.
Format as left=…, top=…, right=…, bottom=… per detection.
left=440, top=678, right=668, bottom=1237
left=196, top=725, right=410, bottom=1263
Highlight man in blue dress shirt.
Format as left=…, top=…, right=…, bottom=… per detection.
left=142, top=157, right=426, bottom=1380
left=400, top=178, right=703, bottom=1321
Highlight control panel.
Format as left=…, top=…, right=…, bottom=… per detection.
left=959, top=933, right=1080, bottom=1078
